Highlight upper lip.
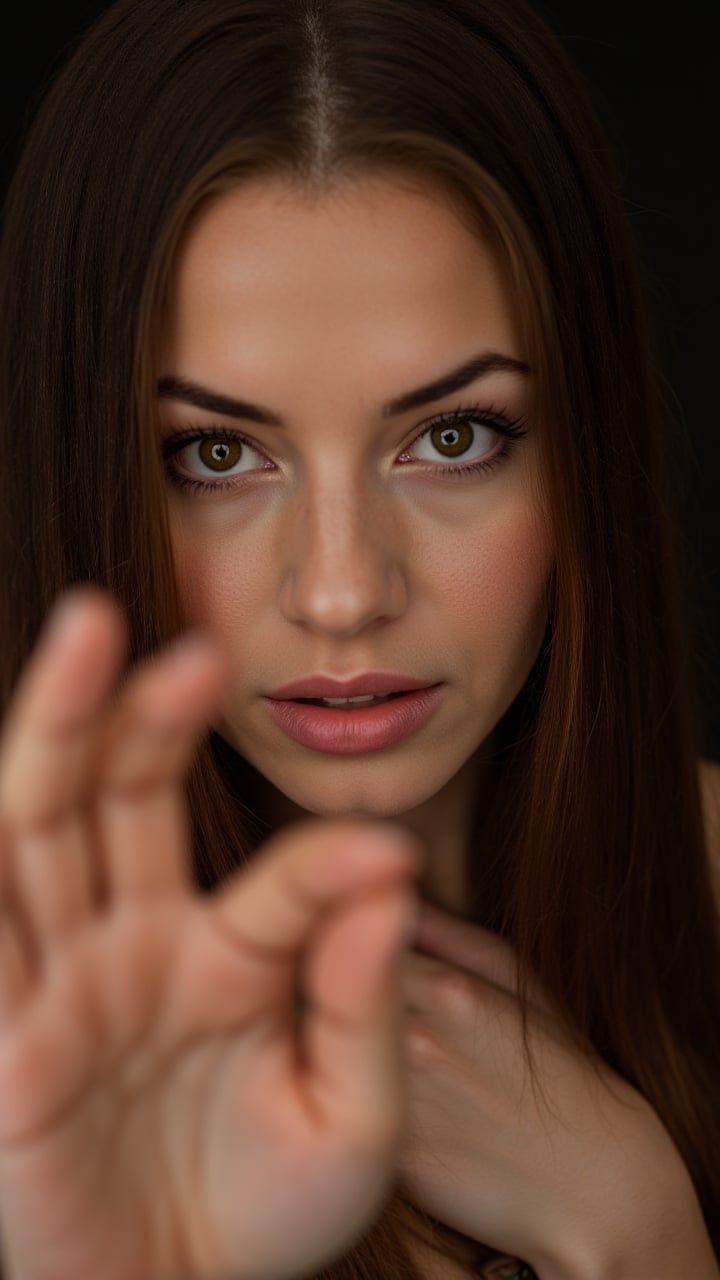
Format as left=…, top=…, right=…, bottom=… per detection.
left=268, top=673, right=439, bottom=699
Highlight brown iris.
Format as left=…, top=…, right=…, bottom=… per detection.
left=198, top=436, right=243, bottom=472
left=430, top=422, right=473, bottom=457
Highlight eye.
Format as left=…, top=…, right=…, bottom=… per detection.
left=407, top=414, right=495, bottom=464
left=161, top=427, right=272, bottom=491
left=399, top=403, right=529, bottom=479
left=160, top=401, right=529, bottom=495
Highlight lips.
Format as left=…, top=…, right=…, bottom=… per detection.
left=262, top=683, right=446, bottom=753
left=268, top=673, right=437, bottom=700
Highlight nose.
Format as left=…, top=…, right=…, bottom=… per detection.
left=278, top=478, right=408, bottom=637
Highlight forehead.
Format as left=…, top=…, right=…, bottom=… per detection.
left=161, top=175, right=521, bottom=381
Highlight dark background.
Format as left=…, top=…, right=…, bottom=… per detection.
left=1, top=2, right=718, bottom=758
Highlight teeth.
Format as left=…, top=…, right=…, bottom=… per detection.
left=294, top=692, right=406, bottom=708
left=321, top=693, right=391, bottom=706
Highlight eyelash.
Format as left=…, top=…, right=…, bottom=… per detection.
left=160, top=401, right=529, bottom=495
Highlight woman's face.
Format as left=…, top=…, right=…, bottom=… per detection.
left=157, top=174, right=553, bottom=831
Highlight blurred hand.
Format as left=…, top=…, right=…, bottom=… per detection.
left=398, top=901, right=708, bottom=1278
left=0, top=588, right=420, bottom=1280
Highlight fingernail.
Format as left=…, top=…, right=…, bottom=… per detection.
left=371, top=821, right=410, bottom=841
left=372, top=822, right=425, bottom=858
left=163, top=630, right=220, bottom=667
left=45, top=591, right=90, bottom=639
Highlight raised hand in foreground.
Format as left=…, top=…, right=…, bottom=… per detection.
left=0, top=589, right=420, bottom=1280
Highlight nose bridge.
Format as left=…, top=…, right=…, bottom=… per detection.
left=279, top=464, right=406, bottom=635
left=305, top=467, right=371, bottom=554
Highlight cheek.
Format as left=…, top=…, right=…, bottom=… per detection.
left=168, top=515, right=264, bottom=635
left=424, top=500, right=553, bottom=655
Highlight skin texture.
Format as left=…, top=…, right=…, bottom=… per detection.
left=157, top=174, right=555, bottom=912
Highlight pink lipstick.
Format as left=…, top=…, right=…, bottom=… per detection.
left=263, top=673, right=444, bottom=754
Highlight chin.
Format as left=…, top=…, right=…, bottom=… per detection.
left=259, top=759, right=461, bottom=823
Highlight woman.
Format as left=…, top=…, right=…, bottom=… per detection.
left=0, top=1, right=718, bottom=1277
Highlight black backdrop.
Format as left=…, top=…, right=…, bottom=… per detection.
left=2, top=1, right=718, bottom=758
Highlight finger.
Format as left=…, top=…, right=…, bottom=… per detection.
left=0, top=590, right=127, bottom=956
left=0, top=908, right=33, bottom=1023
left=411, top=903, right=522, bottom=989
left=0, top=589, right=127, bottom=831
left=8, top=815, right=99, bottom=959
left=410, top=901, right=556, bottom=1016
left=0, top=825, right=35, bottom=1021
left=213, top=818, right=421, bottom=979
left=212, top=817, right=422, bottom=1157
left=400, top=947, right=496, bottom=1036
left=302, top=877, right=419, bottom=1146
left=93, top=635, right=229, bottom=902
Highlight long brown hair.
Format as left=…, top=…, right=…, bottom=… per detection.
left=1, top=1, right=718, bottom=1274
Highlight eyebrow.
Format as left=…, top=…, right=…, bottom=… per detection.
left=156, top=350, right=531, bottom=426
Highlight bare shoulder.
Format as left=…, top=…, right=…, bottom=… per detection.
left=698, top=758, right=720, bottom=909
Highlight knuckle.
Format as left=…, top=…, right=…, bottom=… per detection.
left=87, top=666, right=201, bottom=796
left=92, top=721, right=193, bottom=795
left=0, top=733, right=88, bottom=833
left=404, top=1016, right=446, bottom=1068
left=429, top=964, right=479, bottom=1017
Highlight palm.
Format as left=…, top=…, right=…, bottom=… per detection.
left=0, top=591, right=418, bottom=1280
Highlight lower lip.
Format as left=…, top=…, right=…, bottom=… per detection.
left=262, top=685, right=445, bottom=754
